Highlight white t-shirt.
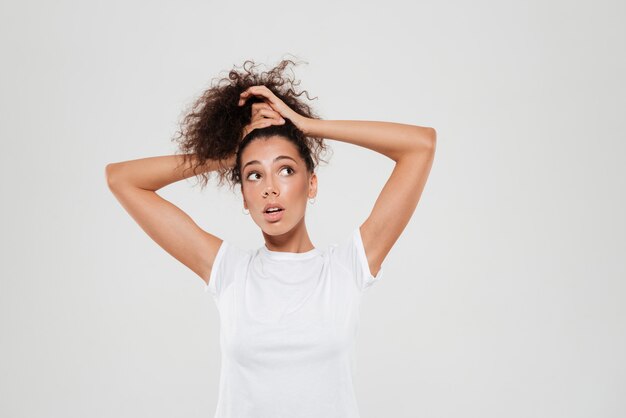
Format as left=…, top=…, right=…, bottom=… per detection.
left=204, top=226, right=385, bottom=418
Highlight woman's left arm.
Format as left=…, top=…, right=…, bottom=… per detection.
left=303, top=118, right=437, bottom=278
left=302, top=119, right=435, bottom=163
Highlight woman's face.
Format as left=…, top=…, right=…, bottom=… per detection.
left=240, top=135, right=317, bottom=236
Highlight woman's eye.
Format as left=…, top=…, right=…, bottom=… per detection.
left=245, top=167, right=293, bottom=181
left=246, top=172, right=260, bottom=181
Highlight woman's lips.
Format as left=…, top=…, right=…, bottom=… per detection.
left=263, top=209, right=285, bottom=222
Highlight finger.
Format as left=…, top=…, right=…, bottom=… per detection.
left=253, top=108, right=284, bottom=122
left=253, top=118, right=274, bottom=129
left=256, top=116, right=284, bottom=126
left=238, top=87, right=256, bottom=106
left=238, top=85, right=274, bottom=106
left=247, top=116, right=283, bottom=135
left=251, top=101, right=272, bottom=112
left=251, top=103, right=274, bottom=119
left=240, top=93, right=269, bottom=107
left=244, top=119, right=271, bottom=136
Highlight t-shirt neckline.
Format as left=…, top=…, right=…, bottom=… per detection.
left=260, top=245, right=321, bottom=261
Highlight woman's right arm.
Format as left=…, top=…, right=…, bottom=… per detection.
left=105, top=154, right=236, bottom=286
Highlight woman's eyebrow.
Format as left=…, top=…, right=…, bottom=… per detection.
left=243, top=155, right=298, bottom=171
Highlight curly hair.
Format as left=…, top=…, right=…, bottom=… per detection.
left=171, top=58, right=331, bottom=192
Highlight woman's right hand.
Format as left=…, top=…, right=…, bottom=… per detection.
left=240, top=101, right=286, bottom=141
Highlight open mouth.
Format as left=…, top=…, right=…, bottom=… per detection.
left=263, top=208, right=284, bottom=222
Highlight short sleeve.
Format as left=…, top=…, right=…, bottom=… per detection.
left=333, top=227, right=385, bottom=293
left=204, top=240, right=249, bottom=299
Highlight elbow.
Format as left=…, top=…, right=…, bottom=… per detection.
left=420, top=127, right=436, bottom=152
left=425, top=127, right=437, bottom=144
left=428, top=127, right=437, bottom=150
left=105, top=163, right=121, bottom=190
left=411, top=126, right=437, bottom=152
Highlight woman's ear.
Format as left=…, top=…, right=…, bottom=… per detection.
left=308, top=172, right=318, bottom=198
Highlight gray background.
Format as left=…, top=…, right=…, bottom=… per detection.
left=1, top=0, right=624, bottom=417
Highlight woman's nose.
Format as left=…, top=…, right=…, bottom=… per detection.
left=262, top=175, right=280, bottom=196
left=264, top=186, right=278, bottom=196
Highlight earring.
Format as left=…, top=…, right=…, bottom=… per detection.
left=308, top=197, right=316, bottom=205
left=242, top=207, right=249, bottom=215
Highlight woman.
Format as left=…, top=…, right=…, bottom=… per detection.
left=105, top=59, right=436, bottom=418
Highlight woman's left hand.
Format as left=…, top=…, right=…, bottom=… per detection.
left=238, top=85, right=311, bottom=134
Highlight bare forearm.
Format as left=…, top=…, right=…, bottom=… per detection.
left=302, top=119, right=436, bottom=162
left=105, top=154, right=234, bottom=191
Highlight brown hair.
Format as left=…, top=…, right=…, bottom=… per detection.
left=171, top=58, right=331, bottom=192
